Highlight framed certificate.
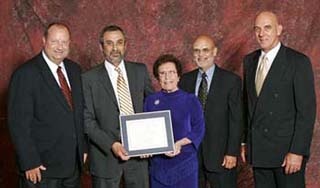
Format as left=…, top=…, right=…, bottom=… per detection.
left=120, top=110, right=175, bottom=157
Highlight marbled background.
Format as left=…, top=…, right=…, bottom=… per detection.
left=0, top=0, right=319, bottom=187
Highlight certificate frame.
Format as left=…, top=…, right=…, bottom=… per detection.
left=120, top=110, right=175, bottom=157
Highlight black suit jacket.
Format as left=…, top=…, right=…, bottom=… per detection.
left=179, top=65, right=242, bottom=172
left=243, top=45, right=316, bottom=167
left=8, top=53, right=86, bottom=178
left=82, top=61, right=153, bottom=178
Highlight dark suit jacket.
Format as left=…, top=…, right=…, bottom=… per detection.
left=82, top=61, right=153, bottom=178
left=8, top=53, right=86, bottom=178
left=179, top=65, right=242, bottom=172
left=243, top=44, right=316, bottom=167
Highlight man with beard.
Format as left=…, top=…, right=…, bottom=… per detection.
left=82, top=25, right=153, bottom=188
left=179, top=35, right=242, bottom=188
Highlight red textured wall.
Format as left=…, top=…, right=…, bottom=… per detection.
left=1, top=0, right=319, bottom=187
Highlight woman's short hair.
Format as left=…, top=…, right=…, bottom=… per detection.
left=153, top=54, right=182, bottom=80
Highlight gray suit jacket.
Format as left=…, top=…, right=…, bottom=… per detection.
left=82, top=61, right=153, bottom=178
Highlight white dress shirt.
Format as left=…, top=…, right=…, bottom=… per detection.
left=42, top=51, right=71, bottom=89
left=104, top=60, right=132, bottom=106
left=255, top=42, right=281, bottom=82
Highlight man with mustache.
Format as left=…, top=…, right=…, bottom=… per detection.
left=179, top=35, right=242, bottom=188
left=82, top=25, right=153, bottom=188
left=241, top=11, right=316, bottom=188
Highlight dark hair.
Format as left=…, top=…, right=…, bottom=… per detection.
left=99, top=25, right=126, bottom=45
left=44, top=22, right=71, bottom=38
left=153, top=54, right=183, bottom=80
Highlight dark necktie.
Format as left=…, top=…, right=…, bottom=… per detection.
left=57, top=66, right=73, bottom=110
left=198, top=72, right=208, bottom=110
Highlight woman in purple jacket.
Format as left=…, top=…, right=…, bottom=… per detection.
left=144, top=54, right=205, bottom=188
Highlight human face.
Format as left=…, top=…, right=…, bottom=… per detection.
left=100, top=30, right=126, bottom=66
left=158, top=62, right=179, bottom=93
left=42, top=26, right=70, bottom=65
left=254, top=12, right=283, bottom=53
left=193, top=36, right=217, bottom=72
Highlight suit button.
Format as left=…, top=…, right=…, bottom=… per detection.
left=264, top=128, right=268, bottom=132
left=269, top=111, right=273, bottom=115
left=274, top=93, right=279, bottom=98
left=252, top=127, right=255, bottom=130
left=73, top=134, right=76, bottom=139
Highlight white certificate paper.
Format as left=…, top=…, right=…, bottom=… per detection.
left=126, top=117, right=168, bottom=151
left=120, top=110, right=174, bottom=157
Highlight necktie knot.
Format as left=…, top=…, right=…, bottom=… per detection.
left=202, top=72, right=207, bottom=79
left=115, top=67, right=121, bottom=74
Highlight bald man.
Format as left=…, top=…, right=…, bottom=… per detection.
left=179, top=35, right=242, bottom=188
left=241, top=11, right=316, bottom=188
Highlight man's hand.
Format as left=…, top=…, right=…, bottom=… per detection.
left=25, top=165, right=46, bottom=184
left=281, top=153, right=303, bottom=174
left=222, top=155, right=237, bottom=169
left=111, top=142, right=130, bottom=161
left=83, top=153, right=88, bottom=163
left=240, top=145, right=247, bottom=163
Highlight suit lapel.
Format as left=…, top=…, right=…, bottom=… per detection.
left=184, top=70, right=198, bottom=93
left=36, top=55, right=71, bottom=111
left=258, top=46, right=288, bottom=97
left=247, top=52, right=260, bottom=99
left=124, top=62, right=138, bottom=112
left=253, top=45, right=288, bottom=116
left=97, top=64, right=118, bottom=107
left=65, top=62, right=80, bottom=111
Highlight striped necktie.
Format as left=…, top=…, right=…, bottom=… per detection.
left=115, top=67, right=134, bottom=115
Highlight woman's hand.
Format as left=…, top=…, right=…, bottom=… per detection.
left=165, top=138, right=191, bottom=157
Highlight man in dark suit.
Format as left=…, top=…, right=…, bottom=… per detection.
left=82, top=25, right=153, bottom=188
left=241, top=11, right=316, bottom=188
left=8, top=23, right=87, bottom=188
left=179, top=35, right=242, bottom=188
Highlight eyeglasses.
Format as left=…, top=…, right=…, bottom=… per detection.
left=158, top=70, right=177, bottom=77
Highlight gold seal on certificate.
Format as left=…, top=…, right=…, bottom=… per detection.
left=119, top=110, right=175, bottom=157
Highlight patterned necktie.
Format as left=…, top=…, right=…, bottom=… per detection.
left=198, top=72, right=208, bottom=110
left=115, top=67, right=134, bottom=115
left=57, top=66, right=73, bottom=110
left=255, top=55, right=268, bottom=96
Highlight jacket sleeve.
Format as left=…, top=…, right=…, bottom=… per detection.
left=226, top=76, right=242, bottom=156
left=8, top=68, right=42, bottom=171
left=289, top=55, right=316, bottom=156
left=82, top=74, right=119, bottom=155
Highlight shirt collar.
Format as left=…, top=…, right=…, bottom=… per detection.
left=104, top=59, right=125, bottom=72
left=260, top=42, right=281, bottom=63
left=198, top=64, right=215, bottom=79
left=42, top=50, right=66, bottom=72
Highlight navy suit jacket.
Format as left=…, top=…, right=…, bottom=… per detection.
left=243, top=45, right=316, bottom=167
left=8, top=53, right=86, bottom=177
left=179, top=65, right=242, bottom=172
